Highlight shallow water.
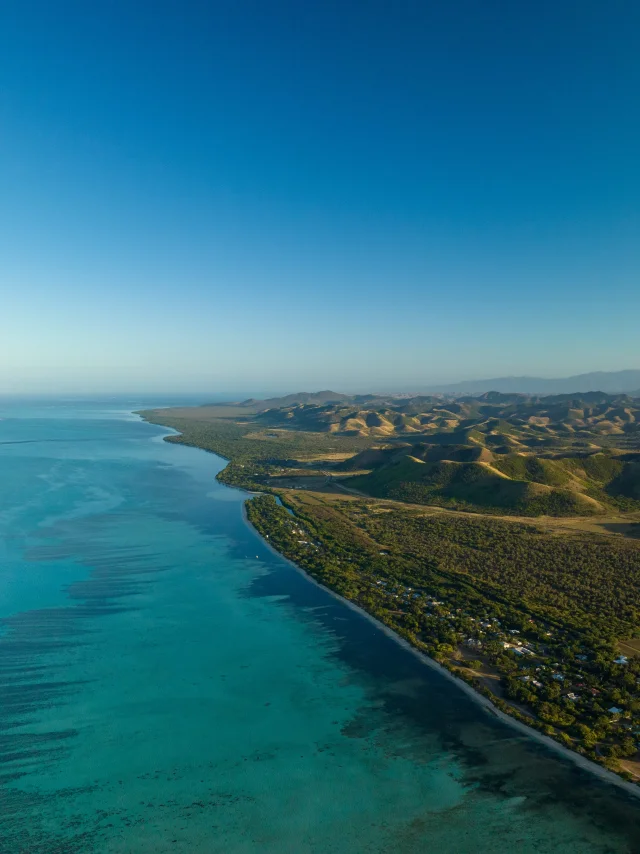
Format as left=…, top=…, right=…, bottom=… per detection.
left=1, top=398, right=640, bottom=853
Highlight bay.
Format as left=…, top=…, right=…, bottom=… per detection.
left=1, top=398, right=640, bottom=853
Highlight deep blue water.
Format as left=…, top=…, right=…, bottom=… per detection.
left=1, top=399, right=640, bottom=853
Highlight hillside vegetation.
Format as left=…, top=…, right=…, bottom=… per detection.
left=347, top=445, right=640, bottom=516
left=142, top=390, right=640, bottom=517
left=348, top=455, right=605, bottom=516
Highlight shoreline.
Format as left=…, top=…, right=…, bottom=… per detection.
left=241, top=501, right=640, bottom=802
left=141, top=413, right=640, bottom=802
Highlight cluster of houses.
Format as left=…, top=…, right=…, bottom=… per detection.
left=279, top=518, right=321, bottom=551
left=363, top=574, right=640, bottom=729
left=273, top=508, right=640, bottom=755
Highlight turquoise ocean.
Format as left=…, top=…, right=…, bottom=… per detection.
left=2, top=398, right=640, bottom=853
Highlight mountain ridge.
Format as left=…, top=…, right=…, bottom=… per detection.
left=423, top=370, right=640, bottom=396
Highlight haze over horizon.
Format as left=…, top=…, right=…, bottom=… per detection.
left=2, top=1, right=639, bottom=392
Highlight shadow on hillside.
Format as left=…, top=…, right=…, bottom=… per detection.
left=602, top=523, right=640, bottom=539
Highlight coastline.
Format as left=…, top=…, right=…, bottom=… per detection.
left=240, top=501, right=640, bottom=801
left=141, top=412, right=640, bottom=802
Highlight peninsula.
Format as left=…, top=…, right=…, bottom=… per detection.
left=141, top=389, right=640, bottom=783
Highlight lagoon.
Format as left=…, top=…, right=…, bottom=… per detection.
left=1, top=399, right=640, bottom=852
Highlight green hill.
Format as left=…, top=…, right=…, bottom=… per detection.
left=346, top=455, right=603, bottom=516
left=492, top=454, right=574, bottom=487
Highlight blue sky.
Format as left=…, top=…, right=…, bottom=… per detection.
left=1, top=0, right=639, bottom=393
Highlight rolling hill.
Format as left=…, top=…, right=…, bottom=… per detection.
left=252, top=391, right=640, bottom=447
left=144, top=389, right=640, bottom=517
left=344, top=445, right=640, bottom=516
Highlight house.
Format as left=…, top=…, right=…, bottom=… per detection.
left=552, top=674, right=565, bottom=681
left=609, top=706, right=623, bottom=715
left=566, top=693, right=579, bottom=701
left=614, top=655, right=629, bottom=665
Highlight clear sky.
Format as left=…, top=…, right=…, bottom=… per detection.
left=1, top=1, right=639, bottom=394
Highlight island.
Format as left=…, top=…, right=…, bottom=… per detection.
left=140, top=389, right=640, bottom=783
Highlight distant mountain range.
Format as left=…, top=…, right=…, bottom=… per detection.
left=425, top=370, right=640, bottom=396
left=206, top=373, right=640, bottom=411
